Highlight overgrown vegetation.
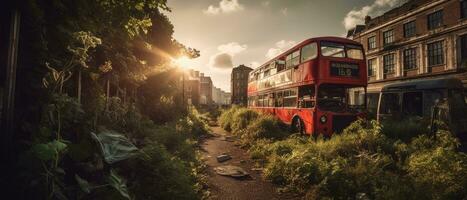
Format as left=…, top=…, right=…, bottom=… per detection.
left=10, top=1, right=209, bottom=199
left=220, top=107, right=467, bottom=199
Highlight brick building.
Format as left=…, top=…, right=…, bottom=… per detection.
left=231, top=64, right=253, bottom=105
left=199, top=73, right=213, bottom=105
left=184, top=69, right=200, bottom=106
left=347, top=0, right=467, bottom=112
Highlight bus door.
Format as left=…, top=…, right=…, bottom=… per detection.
left=298, top=85, right=316, bottom=134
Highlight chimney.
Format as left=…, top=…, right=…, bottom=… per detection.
left=200, top=73, right=204, bottom=77
left=364, top=16, right=372, bottom=24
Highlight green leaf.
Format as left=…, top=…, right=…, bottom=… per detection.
left=75, top=174, right=91, bottom=194
left=31, top=140, right=68, bottom=161
left=107, top=170, right=130, bottom=199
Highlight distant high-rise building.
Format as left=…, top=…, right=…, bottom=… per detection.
left=231, top=65, right=253, bottom=105
left=184, top=70, right=200, bottom=106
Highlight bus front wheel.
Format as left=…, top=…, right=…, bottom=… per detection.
left=291, top=117, right=305, bottom=135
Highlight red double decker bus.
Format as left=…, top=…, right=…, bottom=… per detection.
left=247, top=37, right=367, bottom=137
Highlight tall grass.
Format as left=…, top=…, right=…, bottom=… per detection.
left=219, top=107, right=467, bottom=199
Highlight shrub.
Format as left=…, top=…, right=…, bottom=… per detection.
left=219, top=106, right=240, bottom=131
left=252, top=119, right=467, bottom=199
left=243, top=115, right=289, bottom=141
left=230, top=108, right=259, bottom=134
left=381, top=116, right=430, bottom=142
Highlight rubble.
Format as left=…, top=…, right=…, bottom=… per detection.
left=216, top=154, right=232, bottom=162
left=214, top=165, right=249, bottom=178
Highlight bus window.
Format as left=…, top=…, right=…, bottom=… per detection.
left=286, top=50, right=300, bottom=68
left=423, top=90, right=444, bottom=117
left=268, top=93, right=275, bottom=107
left=380, top=93, right=401, bottom=115
left=317, top=85, right=347, bottom=112
left=299, top=85, right=315, bottom=108
left=283, top=89, right=298, bottom=107
left=321, top=42, right=345, bottom=58
left=301, top=43, right=317, bottom=62
left=402, top=92, right=423, bottom=116
left=275, top=91, right=283, bottom=107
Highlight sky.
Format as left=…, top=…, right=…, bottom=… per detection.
left=165, top=0, right=407, bottom=92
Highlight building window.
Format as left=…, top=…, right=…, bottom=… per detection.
left=403, top=48, right=417, bottom=70
left=462, top=0, right=467, bottom=19
left=403, top=21, right=416, bottom=38
left=383, top=30, right=394, bottom=45
left=368, top=36, right=376, bottom=49
left=427, top=41, right=444, bottom=66
left=383, top=54, right=395, bottom=74
left=427, top=10, right=443, bottom=30
left=460, top=35, right=467, bottom=67
left=368, top=58, right=376, bottom=77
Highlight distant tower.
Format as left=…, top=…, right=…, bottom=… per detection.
left=231, top=64, right=253, bottom=106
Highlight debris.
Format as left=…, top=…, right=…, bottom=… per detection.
left=251, top=168, right=263, bottom=171
left=217, top=154, right=232, bottom=162
left=222, top=135, right=237, bottom=142
left=214, top=165, right=249, bottom=178
left=239, top=160, right=246, bottom=164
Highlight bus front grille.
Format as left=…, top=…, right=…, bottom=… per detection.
left=332, top=115, right=357, bottom=134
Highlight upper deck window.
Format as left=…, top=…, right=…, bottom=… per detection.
left=286, top=50, right=300, bottom=68
left=301, top=43, right=317, bottom=62
left=321, top=42, right=345, bottom=58
left=320, top=41, right=363, bottom=60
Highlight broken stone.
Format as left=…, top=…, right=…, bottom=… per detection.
left=239, top=160, right=246, bottom=164
left=214, top=165, right=249, bottom=178
left=216, top=154, right=232, bottom=162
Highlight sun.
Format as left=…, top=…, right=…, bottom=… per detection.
left=172, top=56, right=193, bottom=68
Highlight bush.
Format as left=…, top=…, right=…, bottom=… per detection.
left=250, top=119, right=467, bottom=199
left=381, top=116, right=430, bottom=142
left=219, top=106, right=240, bottom=131
left=230, top=108, right=259, bottom=134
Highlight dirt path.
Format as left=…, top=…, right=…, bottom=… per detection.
left=201, top=125, right=296, bottom=200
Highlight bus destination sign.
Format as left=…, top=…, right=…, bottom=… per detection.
left=330, top=62, right=359, bottom=77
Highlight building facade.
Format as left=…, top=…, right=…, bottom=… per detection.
left=199, top=73, right=213, bottom=105
left=231, top=65, right=253, bottom=105
left=184, top=69, right=200, bottom=106
left=348, top=0, right=467, bottom=112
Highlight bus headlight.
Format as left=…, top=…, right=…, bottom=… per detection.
left=320, top=115, right=327, bottom=124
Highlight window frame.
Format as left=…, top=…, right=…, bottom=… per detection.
left=403, top=48, right=417, bottom=70
left=403, top=21, right=416, bottom=38
left=368, top=36, right=376, bottom=50
left=427, top=10, right=443, bottom=30
left=427, top=40, right=444, bottom=67
left=383, top=30, right=394, bottom=46
left=383, top=54, right=395, bottom=74
left=300, top=42, right=318, bottom=62
left=367, top=58, right=376, bottom=77
left=286, top=50, right=300, bottom=68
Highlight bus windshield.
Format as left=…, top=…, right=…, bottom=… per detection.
left=320, top=41, right=364, bottom=60
left=318, top=85, right=346, bottom=112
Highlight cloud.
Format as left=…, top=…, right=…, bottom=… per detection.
left=209, top=42, right=248, bottom=69
left=209, top=53, right=234, bottom=69
left=261, top=1, right=270, bottom=7
left=250, top=61, right=260, bottom=68
left=217, top=42, right=247, bottom=55
left=265, top=40, right=296, bottom=59
left=204, top=0, right=244, bottom=15
left=343, top=0, right=407, bottom=30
